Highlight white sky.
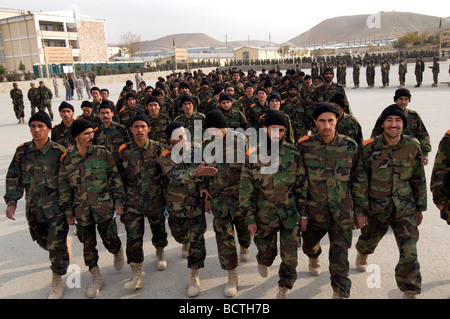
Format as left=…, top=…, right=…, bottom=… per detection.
left=8, top=0, right=450, bottom=44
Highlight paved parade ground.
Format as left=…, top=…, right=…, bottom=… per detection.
left=0, top=61, right=449, bottom=302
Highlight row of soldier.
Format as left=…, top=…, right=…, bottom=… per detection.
left=4, top=66, right=447, bottom=300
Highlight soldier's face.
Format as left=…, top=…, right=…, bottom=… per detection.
left=99, top=109, right=112, bottom=125
left=148, top=102, right=160, bottom=117
left=288, top=88, right=298, bottom=98
left=100, top=91, right=109, bottom=100
left=131, top=121, right=150, bottom=142
left=382, top=116, right=403, bottom=139
left=257, top=91, right=267, bottom=102
left=182, top=102, right=193, bottom=115
left=60, top=108, right=74, bottom=122
left=30, top=122, right=50, bottom=141
left=91, top=90, right=101, bottom=101
left=324, top=71, right=334, bottom=82
left=76, top=128, right=94, bottom=148
left=395, top=96, right=409, bottom=109
left=245, top=86, right=254, bottom=96
left=225, top=87, right=235, bottom=96
left=266, top=125, right=286, bottom=143
left=220, top=100, right=232, bottom=111
left=315, top=112, right=337, bottom=140
left=269, top=99, right=280, bottom=110
left=128, top=98, right=136, bottom=108
left=82, top=107, right=92, bottom=117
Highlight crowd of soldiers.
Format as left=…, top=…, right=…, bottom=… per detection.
left=4, top=63, right=450, bottom=300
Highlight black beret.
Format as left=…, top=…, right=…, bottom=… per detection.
left=130, top=114, right=150, bottom=127
left=71, top=119, right=94, bottom=138
left=219, top=93, right=233, bottom=103
left=59, top=101, right=74, bottom=112
left=394, top=88, right=411, bottom=102
left=146, top=95, right=160, bottom=106
left=268, top=92, right=282, bottom=104
left=126, top=80, right=133, bottom=87
left=205, top=109, right=227, bottom=129
left=165, top=121, right=184, bottom=139
left=80, top=101, right=93, bottom=108
left=378, top=104, right=407, bottom=128
left=29, top=111, right=52, bottom=129
left=98, top=101, right=114, bottom=112
left=264, top=109, right=288, bottom=128
left=126, top=92, right=137, bottom=100
left=323, top=67, right=334, bottom=75
left=312, top=102, right=340, bottom=119
left=328, top=93, right=346, bottom=109
left=214, top=85, right=224, bottom=95
left=180, top=94, right=194, bottom=105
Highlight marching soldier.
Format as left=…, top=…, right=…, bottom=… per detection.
left=10, top=83, right=25, bottom=123
left=28, top=82, right=40, bottom=116
left=51, top=102, right=76, bottom=150
left=37, top=81, right=54, bottom=120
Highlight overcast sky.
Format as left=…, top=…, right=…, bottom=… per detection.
left=9, top=0, right=449, bottom=44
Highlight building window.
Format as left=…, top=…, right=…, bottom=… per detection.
left=0, top=33, right=3, bottom=47
left=60, top=42, right=66, bottom=47
left=0, top=50, right=6, bottom=64
left=57, top=25, right=64, bottom=32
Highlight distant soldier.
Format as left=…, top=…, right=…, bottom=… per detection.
left=371, top=88, right=431, bottom=165
left=366, top=60, right=375, bottom=88
left=352, top=60, right=360, bottom=89
left=311, top=62, right=319, bottom=80
left=90, top=87, right=102, bottom=115
left=196, top=79, right=214, bottom=113
left=240, top=110, right=308, bottom=299
left=246, top=87, right=268, bottom=129
left=429, top=56, right=440, bottom=87
left=431, top=129, right=450, bottom=225
left=330, top=93, right=363, bottom=145
left=37, top=81, right=54, bottom=120
left=119, top=92, right=146, bottom=135
left=84, top=73, right=92, bottom=98
left=4, top=111, right=70, bottom=299
left=398, top=58, right=407, bottom=88
left=356, top=104, right=426, bottom=299
left=336, top=61, right=346, bottom=87
left=10, top=82, right=25, bottom=124
left=238, top=83, right=257, bottom=114
left=75, top=76, right=84, bottom=100
left=28, top=82, right=40, bottom=116
left=229, top=71, right=245, bottom=98
left=146, top=96, right=171, bottom=147
left=216, top=93, right=247, bottom=130
left=299, top=103, right=369, bottom=299
left=51, top=102, right=76, bottom=150
left=76, top=101, right=100, bottom=128
left=201, top=110, right=251, bottom=298
left=282, top=83, right=311, bottom=140
left=380, top=60, right=390, bottom=88
left=117, top=114, right=168, bottom=290
left=174, top=94, right=206, bottom=138
left=414, top=57, right=425, bottom=87
left=59, top=119, right=126, bottom=298
left=52, top=76, right=59, bottom=98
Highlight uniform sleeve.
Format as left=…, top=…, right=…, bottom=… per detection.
left=410, top=145, right=427, bottom=212
left=431, top=133, right=450, bottom=206
left=350, top=145, right=369, bottom=217
left=414, top=115, right=432, bottom=156
left=239, top=160, right=257, bottom=226
left=105, top=150, right=125, bottom=207
left=58, top=159, right=74, bottom=219
left=295, top=151, right=308, bottom=217
left=159, top=154, right=202, bottom=186
left=4, top=150, right=24, bottom=206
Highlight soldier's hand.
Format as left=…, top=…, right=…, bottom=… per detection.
left=115, top=206, right=124, bottom=216
left=205, top=201, right=212, bottom=214
left=66, top=217, right=75, bottom=225
left=200, top=188, right=212, bottom=200
left=355, top=215, right=368, bottom=229
left=248, top=224, right=257, bottom=236
left=197, top=161, right=218, bottom=177
left=423, top=156, right=429, bottom=166
left=299, top=218, right=308, bottom=232
left=415, top=211, right=423, bottom=226
left=6, top=205, right=16, bottom=221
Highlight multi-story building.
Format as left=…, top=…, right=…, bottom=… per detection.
left=0, top=8, right=108, bottom=76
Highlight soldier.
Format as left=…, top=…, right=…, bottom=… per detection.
left=84, top=73, right=92, bottom=98
left=28, top=82, right=40, bottom=116
left=298, top=103, right=369, bottom=299
left=203, top=85, right=223, bottom=115
left=230, top=71, right=245, bottom=98
left=398, top=58, right=407, bottom=88
left=136, top=81, right=147, bottom=106
left=414, top=57, right=425, bottom=87
left=10, top=82, right=25, bottom=124
left=217, top=93, right=247, bottom=130
left=329, top=93, right=363, bottom=145
left=196, top=79, right=214, bottom=113
left=90, top=87, right=102, bottom=115
left=59, top=119, right=126, bottom=298
left=51, top=101, right=76, bottom=150
left=76, top=101, right=100, bottom=128
left=282, top=83, right=312, bottom=140
left=201, top=110, right=251, bottom=297
left=246, top=87, right=269, bottom=129
left=429, top=56, right=440, bottom=87
left=240, top=110, right=307, bottom=299
left=159, top=121, right=218, bottom=297
left=431, top=129, right=450, bottom=224
left=238, top=82, right=257, bottom=114
left=4, top=111, right=71, bottom=299
left=366, top=60, right=375, bottom=88
left=75, top=76, right=84, bottom=100
left=100, top=88, right=119, bottom=122
left=370, top=88, right=431, bottom=165
left=146, top=96, right=171, bottom=147
left=37, top=81, right=54, bottom=120
left=119, top=92, right=146, bottom=136
left=355, top=104, right=426, bottom=299
left=380, top=60, right=388, bottom=88
left=299, top=75, right=315, bottom=124
left=259, top=92, right=294, bottom=144
left=117, top=114, right=168, bottom=290
left=311, top=61, right=319, bottom=80
left=53, top=76, right=59, bottom=98
left=174, top=94, right=206, bottom=139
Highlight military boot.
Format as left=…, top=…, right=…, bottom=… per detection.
left=114, top=246, right=125, bottom=271
left=188, top=268, right=200, bottom=297
left=156, top=247, right=167, bottom=270
left=332, top=291, right=344, bottom=299
left=403, top=292, right=417, bottom=299
left=123, top=262, right=142, bottom=290
left=224, top=268, right=239, bottom=297
left=66, top=236, right=73, bottom=265
left=48, top=272, right=63, bottom=299
left=309, top=257, right=321, bottom=276
left=276, top=286, right=288, bottom=299
left=181, top=242, right=190, bottom=258
left=257, top=263, right=268, bottom=278
left=355, top=252, right=368, bottom=272
left=87, top=266, right=104, bottom=298
left=240, top=246, right=250, bottom=262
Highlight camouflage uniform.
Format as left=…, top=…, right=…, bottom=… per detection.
left=51, top=121, right=76, bottom=150
left=240, top=140, right=307, bottom=289
left=281, top=97, right=312, bottom=140
left=415, top=59, right=425, bottom=86
left=147, top=112, right=171, bottom=148
left=59, top=145, right=124, bottom=270
left=298, top=133, right=369, bottom=298
left=174, top=112, right=206, bottom=140
left=370, top=108, right=432, bottom=158
left=76, top=113, right=101, bottom=128
left=203, top=96, right=220, bottom=116
left=356, top=134, right=426, bottom=295
left=353, top=62, right=360, bottom=88
left=431, top=58, right=440, bottom=86
left=311, top=82, right=352, bottom=115
left=28, top=86, right=40, bottom=115
left=398, top=60, right=407, bottom=87
left=336, top=113, right=364, bottom=146
left=246, top=100, right=268, bottom=130
left=197, top=87, right=214, bottom=113
left=4, top=140, right=69, bottom=275
left=93, top=121, right=131, bottom=163
left=219, top=107, right=248, bottom=130
left=159, top=145, right=206, bottom=269
left=118, top=105, right=146, bottom=135
left=37, top=85, right=54, bottom=119
left=202, top=131, right=251, bottom=270
left=430, top=130, right=450, bottom=224
left=118, top=139, right=167, bottom=263
left=10, top=87, right=25, bottom=120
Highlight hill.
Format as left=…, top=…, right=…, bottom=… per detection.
left=139, top=33, right=224, bottom=51
left=285, top=11, right=450, bottom=46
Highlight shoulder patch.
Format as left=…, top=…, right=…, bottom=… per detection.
left=93, top=127, right=99, bottom=132
left=250, top=103, right=256, bottom=108
left=60, top=152, right=68, bottom=162
left=119, top=106, right=126, bottom=113
left=202, top=139, right=208, bottom=144
left=246, top=146, right=257, bottom=157
left=281, top=100, right=286, bottom=104
left=118, top=143, right=127, bottom=153
left=362, top=137, right=375, bottom=147
left=76, top=115, right=80, bottom=120
left=446, top=129, right=450, bottom=135
left=297, top=136, right=310, bottom=144
left=259, top=114, right=266, bottom=120
left=161, top=149, right=171, bottom=157
left=16, top=143, right=25, bottom=150
left=174, top=115, right=180, bottom=121
left=238, top=96, right=244, bottom=100
left=207, top=98, right=212, bottom=103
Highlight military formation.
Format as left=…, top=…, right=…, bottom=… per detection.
left=3, top=61, right=449, bottom=300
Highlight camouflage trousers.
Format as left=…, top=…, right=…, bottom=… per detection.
left=213, top=213, right=252, bottom=270
left=168, top=212, right=206, bottom=269
left=382, top=72, right=389, bottom=85
left=302, top=220, right=353, bottom=297
left=353, top=74, right=360, bottom=86
left=433, top=73, right=439, bottom=84
left=27, top=214, right=69, bottom=275
left=40, top=104, right=54, bottom=119
left=416, top=73, right=423, bottom=85
left=399, top=73, right=406, bottom=85
left=356, top=202, right=421, bottom=294
left=13, top=104, right=24, bottom=119
left=254, top=219, right=300, bottom=289
left=75, top=218, right=122, bottom=270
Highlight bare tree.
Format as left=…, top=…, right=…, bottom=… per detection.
left=118, top=31, right=141, bottom=58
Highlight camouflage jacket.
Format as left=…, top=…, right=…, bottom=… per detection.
left=147, top=112, right=171, bottom=147
left=28, top=88, right=40, bottom=106
left=174, top=112, right=206, bottom=140
left=117, top=139, right=166, bottom=215
left=311, top=82, right=352, bottom=115
left=298, top=133, right=369, bottom=230
left=4, top=140, right=66, bottom=222
left=281, top=97, right=312, bottom=139
left=37, top=86, right=53, bottom=107
left=336, top=113, right=363, bottom=146
left=430, top=130, right=450, bottom=223
left=10, top=88, right=24, bottom=107
left=76, top=113, right=101, bottom=128
left=246, top=100, right=268, bottom=129
left=370, top=108, right=432, bottom=156
left=239, top=141, right=308, bottom=229
left=118, top=105, right=146, bottom=133
left=219, top=107, right=248, bottom=130
left=51, top=121, right=76, bottom=149
left=92, top=99, right=102, bottom=115
left=59, top=145, right=125, bottom=226
left=203, top=95, right=220, bottom=115
left=93, top=121, right=131, bottom=161
left=362, top=134, right=426, bottom=219
left=159, top=145, right=204, bottom=218
left=238, top=94, right=257, bottom=113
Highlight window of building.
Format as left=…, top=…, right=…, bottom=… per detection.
left=0, top=50, right=6, bottom=64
